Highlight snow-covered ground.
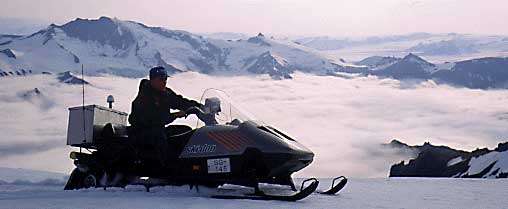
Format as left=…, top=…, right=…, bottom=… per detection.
left=0, top=167, right=67, bottom=183
left=0, top=177, right=506, bottom=209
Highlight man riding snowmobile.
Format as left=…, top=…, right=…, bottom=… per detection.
left=63, top=68, right=348, bottom=201
left=128, top=66, right=202, bottom=169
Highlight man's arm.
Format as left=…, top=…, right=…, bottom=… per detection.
left=166, top=88, right=202, bottom=111
left=129, top=95, right=179, bottom=128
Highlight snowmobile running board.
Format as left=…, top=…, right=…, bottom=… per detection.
left=211, top=178, right=319, bottom=201
left=320, top=176, right=347, bottom=195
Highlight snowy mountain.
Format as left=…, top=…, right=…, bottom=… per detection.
left=293, top=33, right=435, bottom=51
left=433, top=57, right=508, bottom=89
left=354, top=56, right=401, bottom=69
left=2, top=17, right=507, bottom=87
left=408, top=39, right=478, bottom=56
left=389, top=140, right=508, bottom=178
left=245, top=51, right=292, bottom=79
left=351, top=54, right=508, bottom=89
left=293, top=36, right=352, bottom=50
left=0, top=34, right=22, bottom=44
left=369, top=53, right=436, bottom=79
left=202, top=32, right=250, bottom=41
left=0, top=17, right=347, bottom=78
left=296, top=33, right=508, bottom=58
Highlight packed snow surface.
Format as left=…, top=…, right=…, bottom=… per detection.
left=0, top=177, right=506, bottom=209
left=0, top=167, right=66, bottom=183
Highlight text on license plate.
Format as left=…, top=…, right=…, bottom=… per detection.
left=207, top=158, right=231, bottom=173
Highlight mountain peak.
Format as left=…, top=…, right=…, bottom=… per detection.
left=98, top=16, right=113, bottom=21
left=403, top=53, right=426, bottom=62
left=401, top=53, right=436, bottom=72
left=401, top=53, right=434, bottom=67
left=389, top=139, right=409, bottom=147
left=247, top=33, right=271, bottom=46
left=247, top=51, right=292, bottom=79
left=58, top=16, right=134, bottom=50
left=71, top=16, right=113, bottom=24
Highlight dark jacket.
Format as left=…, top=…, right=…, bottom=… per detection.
left=128, top=79, right=201, bottom=129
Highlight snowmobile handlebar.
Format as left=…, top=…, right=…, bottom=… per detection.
left=185, top=106, right=205, bottom=116
left=185, top=106, right=218, bottom=126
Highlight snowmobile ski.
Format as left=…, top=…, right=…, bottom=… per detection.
left=320, top=176, right=347, bottom=195
left=211, top=178, right=319, bottom=201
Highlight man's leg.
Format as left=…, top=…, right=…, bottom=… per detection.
left=155, top=128, right=169, bottom=168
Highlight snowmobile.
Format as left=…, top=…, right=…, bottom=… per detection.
left=63, top=89, right=347, bottom=201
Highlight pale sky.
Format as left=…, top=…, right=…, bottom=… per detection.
left=0, top=0, right=507, bottom=36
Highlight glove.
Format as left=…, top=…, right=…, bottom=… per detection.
left=173, top=111, right=186, bottom=118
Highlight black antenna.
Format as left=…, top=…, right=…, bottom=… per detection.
left=81, top=64, right=85, bottom=153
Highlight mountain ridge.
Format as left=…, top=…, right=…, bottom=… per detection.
left=0, top=16, right=346, bottom=78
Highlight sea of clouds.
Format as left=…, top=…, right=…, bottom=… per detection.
left=1, top=72, right=508, bottom=178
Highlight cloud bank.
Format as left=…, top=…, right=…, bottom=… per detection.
left=1, top=72, right=507, bottom=178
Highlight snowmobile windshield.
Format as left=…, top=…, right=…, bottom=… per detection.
left=196, top=88, right=257, bottom=127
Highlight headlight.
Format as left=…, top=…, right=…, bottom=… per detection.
left=69, top=151, right=78, bottom=160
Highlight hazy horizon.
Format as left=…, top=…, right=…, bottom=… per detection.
left=1, top=0, right=507, bottom=37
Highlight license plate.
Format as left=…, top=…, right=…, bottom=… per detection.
left=207, top=158, right=231, bottom=173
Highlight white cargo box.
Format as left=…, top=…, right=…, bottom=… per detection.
left=67, top=105, right=128, bottom=146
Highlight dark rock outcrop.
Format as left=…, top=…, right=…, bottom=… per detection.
left=0, top=49, right=16, bottom=59
left=495, top=142, right=508, bottom=152
left=57, top=71, right=89, bottom=85
left=247, top=33, right=271, bottom=47
left=19, top=88, right=42, bottom=99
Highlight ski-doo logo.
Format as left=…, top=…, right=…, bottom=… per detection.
left=185, top=144, right=217, bottom=154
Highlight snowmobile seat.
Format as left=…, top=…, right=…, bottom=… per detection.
left=165, top=125, right=192, bottom=137
left=100, top=123, right=129, bottom=139
left=166, top=125, right=194, bottom=158
left=93, top=123, right=131, bottom=149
